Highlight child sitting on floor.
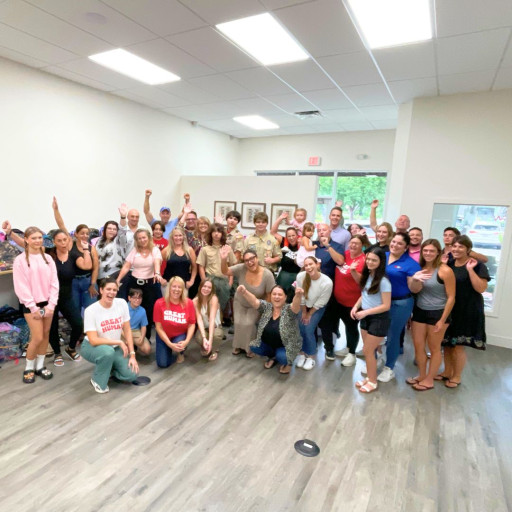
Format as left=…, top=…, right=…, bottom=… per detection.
left=125, top=288, right=151, bottom=355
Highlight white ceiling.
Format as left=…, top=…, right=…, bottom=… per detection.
left=1, top=0, right=512, bottom=138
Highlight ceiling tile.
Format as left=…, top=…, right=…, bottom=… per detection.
left=114, top=85, right=191, bottom=108
left=302, top=88, right=353, bottom=110
left=159, top=80, right=220, bottom=104
left=359, top=105, right=399, bottom=121
left=274, top=0, right=365, bottom=58
left=56, top=57, right=145, bottom=88
left=265, top=93, right=317, bottom=112
left=436, top=29, right=510, bottom=75
left=188, top=74, right=255, bottom=101
left=387, top=77, right=438, bottom=103
left=42, top=65, right=117, bottom=90
left=269, top=60, right=334, bottom=92
left=317, top=51, right=382, bottom=87
left=322, top=108, right=366, bottom=123
left=500, top=39, right=512, bottom=67
left=436, top=0, right=512, bottom=38
left=370, top=119, right=398, bottom=130
left=164, top=101, right=248, bottom=122
left=342, top=83, right=395, bottom=107
left=493, top=66, right=512, bottom=90
left=167, top=27, right=257, bottom=73
left=438, top=70, right=495, bottom=95
left=178, top=0, right=264, bottom=25
left=0, top=22, right=77, bottom=63
left=0, top=45, right=48, bottom=68
left=226, top=67, right=293, bottom=96
left=0, top=0, right=111, bottom=56
left=25, top=0, right=155, bottom=46
left=113, top=89, right=168, bottom=109
left=283, top=125, right=322, bottom=134
left=126, top=38, right=216, bottom=79
left=101, top=0, right=206, bottom=36
left=234, top=97, right=285, bottom=115
left=373, top=41, right=436, bottom=81
left=341, top=121, right=374, bottom=131
left=264, top=113, right=311, bottom=127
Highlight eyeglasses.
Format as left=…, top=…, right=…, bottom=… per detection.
left=130, top=296, right=143, bottom=301
left=243, top=256, right=257, bottom=263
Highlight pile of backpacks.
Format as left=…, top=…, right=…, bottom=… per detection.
left=0, top=305, right=29, bottom=362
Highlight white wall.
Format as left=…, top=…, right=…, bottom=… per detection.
left=389, top=91, right=512, bottom=348
left=236, top=130, right=396, bottom=174
left=0, top=57, right=239, bottom=231
left=179, top=175, right=318, bottom=236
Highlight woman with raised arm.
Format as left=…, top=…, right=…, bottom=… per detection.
left=440, top=235, right=490, bottom=388
left=407, top=239, right=455, bottom=391
left=80, top=278, right=139, bottom=393
left=187, top=216, right=211, bottom=256
left=351, top=248, right=391, bottom=393
left=366, top=221, right=394, bottom=253
left=95, top=204, right=129, bottom=284
left=154, top=276, right=196, bottom=367
left=13, top=227, right=59, bottom=383
left=220, top=246, right=275, bottom=357
left=116, top=228, right=164, bottom=338
left=193, top=278, right=224, bottom=362
left=52, top=196, right=99, bottom=313
left=238, top=283, right=303, bottom=374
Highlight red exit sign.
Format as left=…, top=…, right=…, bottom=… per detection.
left=308, top=156, right=321, bottom=166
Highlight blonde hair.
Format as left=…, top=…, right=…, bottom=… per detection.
left=24, top=227, right=49, bottom=267
left=133, top=228, right=154, bottom=252
left=194, top=216, right=211, bottom=239
left=377, top=222, right=394, bottom=245
left=166, top=276, right=188, bottom=307
left=162, top=227, right=191, bottom=261
left=294, top=207, right=307, bottom=218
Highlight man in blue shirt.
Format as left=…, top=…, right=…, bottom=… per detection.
left=143, top=189, right=179, bottom=239
left=329, top=206, right=351, bottom=247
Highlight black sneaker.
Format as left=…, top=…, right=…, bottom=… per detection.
left=325, top=350, right=335, bottom=361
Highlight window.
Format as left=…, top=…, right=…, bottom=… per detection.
left=430, top=203, right=508, bottom=313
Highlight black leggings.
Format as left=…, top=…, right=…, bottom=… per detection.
left=338, top=304, right=360, bottom=354
left=49, top=286, right=83, bottom=355
left=127, top=276, right=161, bottom=339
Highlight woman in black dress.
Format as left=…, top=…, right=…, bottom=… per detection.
left=441, top=235, right=490, bottom=388
left=161, top=228, right=197, bottom=293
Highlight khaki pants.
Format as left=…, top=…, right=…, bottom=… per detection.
left=195, top=326, right=224, bottom=353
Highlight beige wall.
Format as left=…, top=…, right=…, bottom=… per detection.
left=389, top=91, right=512, bottom=347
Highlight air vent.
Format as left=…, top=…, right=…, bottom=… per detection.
left=294, top=110, right=323, bottom=119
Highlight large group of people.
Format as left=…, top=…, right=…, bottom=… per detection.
left=4, top=191, right=490, bottom=395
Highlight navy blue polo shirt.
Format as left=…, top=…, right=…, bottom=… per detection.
left=385, top=251, right=420, bottom=299
left=313, top=240, right=344, bottom=280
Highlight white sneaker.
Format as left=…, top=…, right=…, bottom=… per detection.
left=377, top=366, right=395, bottom=383
left=303, top=358, right=316, bottom=371
left=91, top=378, right=109, bottom=394
left=355, top=349, right=365, bottom=358
left=295, top=354, right=306, bottom=368
left=341, top=353, right=356, bottom=367
left=335, top=347, right=349, bottom=357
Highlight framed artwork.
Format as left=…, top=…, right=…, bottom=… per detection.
left=214, top=201, right=237, bottom=223
left=241, top=202, right=266, bottom=229
left=271, top=203, right=297, bottom=232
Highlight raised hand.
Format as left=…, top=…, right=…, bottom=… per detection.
left=184, top=193, right=190, bottom=204
left=371, top=199, right=379, bottom=209
left=294, top=287, right=304, bottom=296
left=219, top=244, right=231, bottom=260
left=214, top=212, right=224, bottom=224
left=335, top=200, right=343, bottom=207
left=145, top=189, right=152, bottom=197
left=52, top=196, right=59, bottom=210
left=466, top=258, right=478, bottom=270
left=350, top=261, right=359, bottom=271
left=413, top=269, right=432, bottom=282
left=237, top=284, right=247, bottom=295
left=118, top=203, right=128, bottom=218
left=2, top=220, right=11, bottom=232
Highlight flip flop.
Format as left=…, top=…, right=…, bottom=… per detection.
left=434, top=374, right=449, bottom=381
left=279, top=365, right=291, bottom=374
left=264, top=358, right=276, bottom=369
left=208, top=352, right=218, bottom=362
left=445, top=379, right=461, bottom=388
left=232, top=349, right=242, bottom=355
left=406, top=377, right=420, bottom=385
left=413, top=383, right=434, bottom=391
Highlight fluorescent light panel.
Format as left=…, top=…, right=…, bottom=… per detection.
left=217, top=13, right=308, bottom=66
left=233, top=115, right=279, bottom=130
left=347, top=0, right=432, bottom=49
left=89, top=49, right=180, bottom=85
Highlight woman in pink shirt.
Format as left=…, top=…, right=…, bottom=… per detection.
left=117, top=228, right=164, bottom=338
left=13, top=227, right=59, bottom=383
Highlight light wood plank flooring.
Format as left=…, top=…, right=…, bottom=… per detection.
left=0, top=332, right=511, bottom=512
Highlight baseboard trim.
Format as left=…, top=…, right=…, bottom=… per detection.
left=487, top=334, right=512, bottom=349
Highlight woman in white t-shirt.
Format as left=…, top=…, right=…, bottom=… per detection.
left=117, top=228, right=164, bottom=338
left=350, top=248, right=392, bottom=393
left=80, top=278, right=139, bottom=393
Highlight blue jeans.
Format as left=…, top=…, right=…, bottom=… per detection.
left=251, top=342, right=288, bottom=366
left=299, top=307, right=326, bottom=356
left=72, top=275, right=97, bottom=315
left=156, top=332, right=186, bottom=368
left=385, top=297, right=414, bottom=370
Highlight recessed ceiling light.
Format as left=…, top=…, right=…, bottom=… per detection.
left=88, top=49, right=180, bottom=85
left=217, top=13, right=308, bottom=66
left=233, top=115, right=279, bottom=130
left=347, top=0, right=432, bottom=49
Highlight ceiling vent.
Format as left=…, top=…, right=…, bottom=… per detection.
left=294, top=110, right=323, bottom=119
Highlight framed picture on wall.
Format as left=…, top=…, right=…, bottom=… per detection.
left=241, top=202, right=266, bottom=229
left=214, top=201, right=237, bottom=223
left=271, top=203, right=297, bottom=232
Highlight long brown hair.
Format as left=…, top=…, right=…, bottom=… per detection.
left=24, top=227, right=49, bottom=267
left=302, top=256, right=319, bottom=299
left=419, top=239, right=443, bottom=269
left=196, top=278, right=216, bottom=317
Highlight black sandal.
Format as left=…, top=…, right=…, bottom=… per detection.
left=34, top=367, right=53, bottom=380
left=23, top=370, right=35, bottom=384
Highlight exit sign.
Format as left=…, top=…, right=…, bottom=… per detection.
left=308, top=156, right=321, bottom=166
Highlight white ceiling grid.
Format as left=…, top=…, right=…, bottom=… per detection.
left=0, top=0, right=510, bottom=138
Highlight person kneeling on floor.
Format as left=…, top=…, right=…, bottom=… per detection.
left=125, top=288, right=152, bottom=355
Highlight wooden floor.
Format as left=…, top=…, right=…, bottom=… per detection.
left=1, top=331, right=511, bottom=512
